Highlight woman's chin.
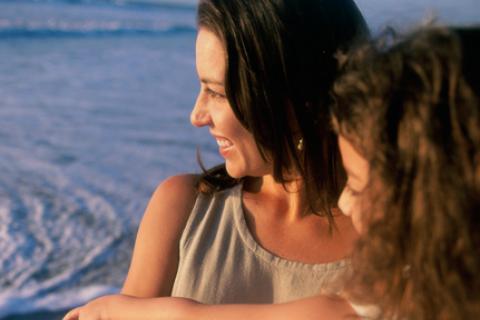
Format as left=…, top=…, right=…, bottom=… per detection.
left=224, top=163, right=244, bottom=179
left=224, top=159, right=271, bottom=179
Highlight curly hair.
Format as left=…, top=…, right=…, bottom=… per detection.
left=332, top=27, right=480, bottom=319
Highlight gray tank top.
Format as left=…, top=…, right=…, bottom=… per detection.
left=171, top=183, right=350, bottom=303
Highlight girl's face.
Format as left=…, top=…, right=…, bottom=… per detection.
left=337, top=135, right=370, bottom=233
left=191, top=28, right=271, bottom=178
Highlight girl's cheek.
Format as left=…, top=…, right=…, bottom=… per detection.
left=338, top=189, right=365, bottom=233
left=338, top=189, right=354, bottom=217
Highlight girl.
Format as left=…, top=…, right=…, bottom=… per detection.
left=333, top=26, right=480, bottom=319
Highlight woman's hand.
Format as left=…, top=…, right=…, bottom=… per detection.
left=63, top=295, right=117, bottom=320
left=63, top=294, right=198, bottom=320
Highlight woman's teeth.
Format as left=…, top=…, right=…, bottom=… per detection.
left=216, top=138, right=233, bottom=148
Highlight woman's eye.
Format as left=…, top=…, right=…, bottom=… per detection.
left=205, top=88, right=226, bottom=99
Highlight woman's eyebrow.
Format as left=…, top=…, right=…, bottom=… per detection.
left=200, top=77, right=224, bottom=86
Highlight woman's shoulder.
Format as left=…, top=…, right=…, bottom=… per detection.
left=139, top=174, right=201, bottom=231
left=156, top=174, right=199, bottom=195
left=151, top=174, right=200, bottom=212
left=153, top=172, right=241, bottom=212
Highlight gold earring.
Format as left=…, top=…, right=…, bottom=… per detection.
left=297, top=138, right=304, bottom=151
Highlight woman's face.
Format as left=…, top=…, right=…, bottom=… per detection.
left=337, top=135, right=370, bottom=233
left=191, top=28, right=271, bottom=178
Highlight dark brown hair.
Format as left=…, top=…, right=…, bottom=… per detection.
left=196, top=0, right=369, bottom=217
left=332, top=27, right=480, bottom=319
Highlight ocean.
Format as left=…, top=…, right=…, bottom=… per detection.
left=0, top=0, right=478, bottom=318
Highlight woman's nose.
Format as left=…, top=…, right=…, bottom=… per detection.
left=190, top=97, right=212, bottom=127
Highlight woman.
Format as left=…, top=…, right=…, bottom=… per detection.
left=333, top=26, right=480, bottom=319
left=64, top=0, right=368, bottom=319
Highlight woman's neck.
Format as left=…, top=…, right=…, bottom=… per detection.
left=243, top=175, right=308, bottom=221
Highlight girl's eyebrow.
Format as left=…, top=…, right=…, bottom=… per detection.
left=344, top=168, right=361, bottom=181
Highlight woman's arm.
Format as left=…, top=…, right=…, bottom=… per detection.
left=121, top=174, right=198, bottom=297
left=64, top=294, right=360, bottom=320
left=186, top=295, right=359, bottom=320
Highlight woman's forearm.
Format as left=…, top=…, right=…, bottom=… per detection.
left=65, top=294, right=358, bottom=320
left=185, top=295, right=359, bottom=320
left=105, top=295, right=197, bottom=320
left=110, top=295, right=358, bottom=320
